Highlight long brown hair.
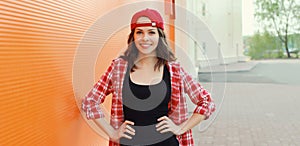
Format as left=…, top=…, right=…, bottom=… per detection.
left=120, top=28, right=176, bottom=72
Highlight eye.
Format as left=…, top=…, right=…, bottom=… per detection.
left=136, top=31, right=143, bottom=34
left=149, top=31, right=156, bottom=34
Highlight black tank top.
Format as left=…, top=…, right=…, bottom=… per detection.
left=121, top=65, right=179, bottom=146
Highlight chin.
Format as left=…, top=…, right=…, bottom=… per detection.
left=137, top=48, right=156, bottom=55
left=139, top=51, right=156, bottom=56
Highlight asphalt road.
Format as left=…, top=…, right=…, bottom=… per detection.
left=198, top=62, right=300, bottom=85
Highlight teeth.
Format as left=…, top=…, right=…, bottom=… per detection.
left=141, top=44, right=151, bottom=48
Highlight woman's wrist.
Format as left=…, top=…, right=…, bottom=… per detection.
left=176, top=123, right=187, bottom=135
left=109, top=129, right=119, bottom=142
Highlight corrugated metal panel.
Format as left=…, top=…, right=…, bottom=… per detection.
left=0, top=1, right=104, bottom=145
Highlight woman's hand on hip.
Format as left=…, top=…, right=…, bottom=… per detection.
left=156, top=116, right=184, bottom=135
left=111, top=120, right=135, bottom=142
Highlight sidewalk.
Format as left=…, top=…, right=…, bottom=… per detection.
left=199, top=61, right=258, bottom=73
left=192, top=82, right=300, bottom=146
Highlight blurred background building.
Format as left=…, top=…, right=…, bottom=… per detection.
left=175, top=0, right=245, bottom=78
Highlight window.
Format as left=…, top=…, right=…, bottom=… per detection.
left=202, top=3, right=206, bottom=16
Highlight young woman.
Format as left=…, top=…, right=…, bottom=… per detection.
left=82, top=8, right=215, bottom=146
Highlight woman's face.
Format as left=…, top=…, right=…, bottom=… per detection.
left=133, top=17, right=159, bottom=57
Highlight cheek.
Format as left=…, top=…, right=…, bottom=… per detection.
left=133, top=35, right=143, bottom=42
left=133, top=34, right=138, bottom=41
left=151, top=37, right=159, bottom=45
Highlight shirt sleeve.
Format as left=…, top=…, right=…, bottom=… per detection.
left=81, top=61, right=114, bottom=119
left=180, top=67, right=216, bottom=120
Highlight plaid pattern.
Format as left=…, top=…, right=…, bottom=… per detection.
left=82, top=58, right=215, bottom=146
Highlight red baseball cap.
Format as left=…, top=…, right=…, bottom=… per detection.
left=130, top=8, right=164, bottom=30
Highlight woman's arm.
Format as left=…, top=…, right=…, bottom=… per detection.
left=81, top=61, right=115, bottom=119
left=156, top=113, right=205, bottom=135
left=81, top=59, right=135, bottom=141
left=177, top=113, right=205, bottom=135
left=180, top=66, right=216, bottom=120
left=93, top=118, right=135, bottom=142
left=156, top=65, right=215, bottom=135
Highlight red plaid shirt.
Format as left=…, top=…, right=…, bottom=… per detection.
left=82, top=58, right=215, bottom=146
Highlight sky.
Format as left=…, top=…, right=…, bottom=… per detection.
left=242, top=0, right=256, bottom=36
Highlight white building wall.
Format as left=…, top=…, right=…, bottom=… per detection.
left=173, top=0, right=198, bottom=78
left=175, top=0, right=245, bottom=69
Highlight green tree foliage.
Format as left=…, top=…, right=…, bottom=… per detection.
left=254, top=0, right=300, bottom=58
left=290, top=33, right=300, bottom=48
left=248, top=31, right=282, bottom=59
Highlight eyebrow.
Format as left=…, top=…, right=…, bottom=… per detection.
left=136, top=29, right=156, bottom=31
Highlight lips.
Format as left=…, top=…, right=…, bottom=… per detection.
left=140, top=44, right=152, bottom=49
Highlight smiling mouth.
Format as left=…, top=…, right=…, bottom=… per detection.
left=140, top=44, right=152, bottom=48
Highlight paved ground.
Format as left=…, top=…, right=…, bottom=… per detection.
left=190, top=59, right=300, bottom=146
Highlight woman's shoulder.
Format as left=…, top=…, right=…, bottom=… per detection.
left=167, top=61, right=191, bottom=74
left=105, top=57, right=128, bottom=73
left=112, top=57, right=128, bottom=64
left=167, top=61, right=181, bottom=68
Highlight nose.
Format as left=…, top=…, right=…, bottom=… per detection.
left=142, top=33, right=149, bottom=41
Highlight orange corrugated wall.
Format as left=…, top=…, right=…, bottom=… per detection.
left=0, top=1, right=175, bottom=145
